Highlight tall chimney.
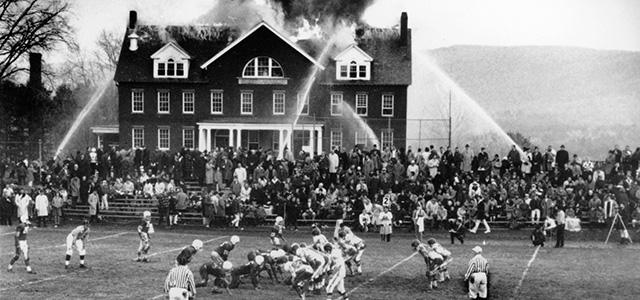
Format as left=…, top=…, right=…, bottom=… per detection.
left=129, top=10, right=137, bottom=29
left=400, top=12, right=408, bottom=46
left=28, top=52, right=42, bottom=88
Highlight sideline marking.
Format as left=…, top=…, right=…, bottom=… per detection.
left=1, top=232, right=15, bottom=236
left=348, top=252, right=418, bottom=295
left=147, top=236, right=228, bottom=300
left=511, top=245, right=541, bottom=299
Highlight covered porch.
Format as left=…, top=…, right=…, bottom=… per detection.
left=196, top=122, right=323, bottom=158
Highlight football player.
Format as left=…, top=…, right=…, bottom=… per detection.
left=136, top=211, right=154, bottom=262
left=177, top=239, right=203, bottom=265
left=210, top=235, right=239, bottom=266
left=196, top=260, right=233, bottom=294
left=426, top=238, right=452, bottom=282
left=65, top=219, right=90, bottom=269
left=8, top=215, right=36, bottom=274
left=411, top=240, right=444, bottom=290
left=282, top=257, right=314, bottom=300
left=323, top=243, right=349, bottom=300
left=311, top=227, right=330, bottom=251
left=270, top=216, right=287, bottom=248
left=295, top=246, right=330, bottom=295
left=336, top=226, right=366, bottom=275
left=229, top=255, right=265, bottom=290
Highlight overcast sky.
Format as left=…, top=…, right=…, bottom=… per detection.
left=67, top=0, right=640, bottom=58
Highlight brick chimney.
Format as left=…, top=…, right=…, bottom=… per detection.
left=129, top=10, right=137, bottom=29
left=28, top=52, right=42, bottom=88
left=400, top=12, right=408, bottom=46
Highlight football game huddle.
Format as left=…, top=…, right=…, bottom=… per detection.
left=8, top=211, right=490, bottom=300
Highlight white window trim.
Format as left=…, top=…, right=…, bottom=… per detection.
left=356, top=93, right=368, bottom=116
left=242, top=56, right=284, bottom=78
left=131, top=90, right=144, bottom=114
left=157, top=91, right=170, bottom=114
left=241, top=92, right=253, bottom=115
left=157, top=127, right=170, bottom=151
left=132, top=127, right=144, bottom=149
left=210, top=90, right=223, bottom=115
left=273, top=92, right=285, bottom=115
left=182, top=91, right=194, bottom=114
left=154, top=58, right=189, bottom=79
left=382, top=94, right=394, bottom=117
left=336, top=61, right=370, bottom=80
left=331, top=93, right=343, bottom=116
left=182, top=128, right=194, bottom=150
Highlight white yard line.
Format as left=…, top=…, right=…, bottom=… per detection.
left=1, top=232, right=15, bottom=236
left=511, top=245, right=541, bottom=299
left=147, top=236, right=228, bottom=300
left=347, top=252, right=418, bottom=295
left=0, top=274, right=68, bottom=292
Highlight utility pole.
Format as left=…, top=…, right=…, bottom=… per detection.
left=39, top=139, right=42, bottom=162
left=448, top=91, right=452, bottom=149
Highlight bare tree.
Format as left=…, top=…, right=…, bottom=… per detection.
left=93, top=29, right=122, bottom=75
left=0, top=0, right=72, bottom=81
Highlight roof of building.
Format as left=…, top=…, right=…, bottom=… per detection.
left=318, top=28, right=412, bottom=86
left=115, top=24, right=411, bottom=85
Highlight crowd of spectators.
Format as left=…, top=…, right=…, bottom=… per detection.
left=1, top=143, right=640, bottom=236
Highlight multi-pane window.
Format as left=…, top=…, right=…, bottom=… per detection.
left=248, top=130, right=260, bottom=149
left=241, top=92, right=253, bottom=114
left=356, top=94, right=368, bottom=116
left=132, top=90, right=144, bottom=113
left=272, top=131, right=280, bottom=152
left=158, top=91, right=170, bottom=114
left=331, top=94, right=343, bottom=115
left=243, top=57, right=284, bottom=78
left=298, top=93, right=309, bottom=115
left=355, top=131, right=367, bottom=145
left=182, top=91, right=194, bottom=114
left=382, top=94, right=394, bottom=116
left=273, top=92, right=285, bottom=115
left=157, top=59, right=185, bottom=78
left=337, top=61, right=369, bottom=80
left=132, top=127, right=144, bottom=148
left=211, top=90, right=223, bottom=114
left=381, top=131, right=393, bottom=149
left=183, top=128, right=194, bottom=149
left=340, top=65, right=348, bottom=78
left=330, top=131, right=342, bottom=150
left=158, top=127, right=170, bottom=150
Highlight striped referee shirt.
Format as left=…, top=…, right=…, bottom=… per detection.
left=164, top=265, right=196, bottom=295
left=464, top=254, right=489, bottom=280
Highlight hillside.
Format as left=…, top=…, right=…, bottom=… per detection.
left=408, top=45, right=640, bottom=159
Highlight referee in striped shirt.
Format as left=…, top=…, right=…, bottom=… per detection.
left=164, top=255, right=196, bottom=300
left=464, top=246, right=489, bottom=300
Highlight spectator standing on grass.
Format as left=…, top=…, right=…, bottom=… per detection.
left=464, top=246, right=489, bottom=300
left=88, top=190, right=99, bottom=223
left=34, top=189, right=49, bottom=228
left=379, top=206, right=393, bottom=242
left=15, top=188, right=31, bottom=222
left=164, top=255, right=196, bottom=300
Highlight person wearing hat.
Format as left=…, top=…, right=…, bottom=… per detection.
left=464, top=246, right=489, bottom=299
left=8, top=215, right=36, bottom=274
left=136, top=211, right=154, bottom=262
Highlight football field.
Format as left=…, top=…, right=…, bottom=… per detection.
left=1, top=222, right=639, bottom=300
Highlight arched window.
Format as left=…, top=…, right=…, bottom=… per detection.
left=243, top=57, right=284, bottom=78
left=167, top=59, right=175, bottom=76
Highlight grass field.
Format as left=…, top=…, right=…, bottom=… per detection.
left=1, top=221, right=639, bottom=300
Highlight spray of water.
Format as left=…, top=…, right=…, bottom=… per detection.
left=54, top=79, right=111, bottom=159
left=409, top=53, right=523, bottom=156
left=341, top=103, right=380, bottom=149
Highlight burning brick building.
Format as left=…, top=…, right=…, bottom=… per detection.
left=114, top=11, right=411, bottom=155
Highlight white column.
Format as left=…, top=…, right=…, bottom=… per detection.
left=317, top=127, right=323, bottom=154
left=236, top=129, right=242, bottom=150
left=206, top=128, right=212, bottom=152
left=228, top=128, right=234, bottom=149
left=277, top=129, right=284, bottom=160
left=308, top=128, right=315, bottom=155
left=198, top=128, right=205, bottom=151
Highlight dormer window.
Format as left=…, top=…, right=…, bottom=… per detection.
left=151, top=42, right=191, bottom=79
left=243, top=57, right=284, bottom=78
left=334, top=45, right=372, bottom=81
